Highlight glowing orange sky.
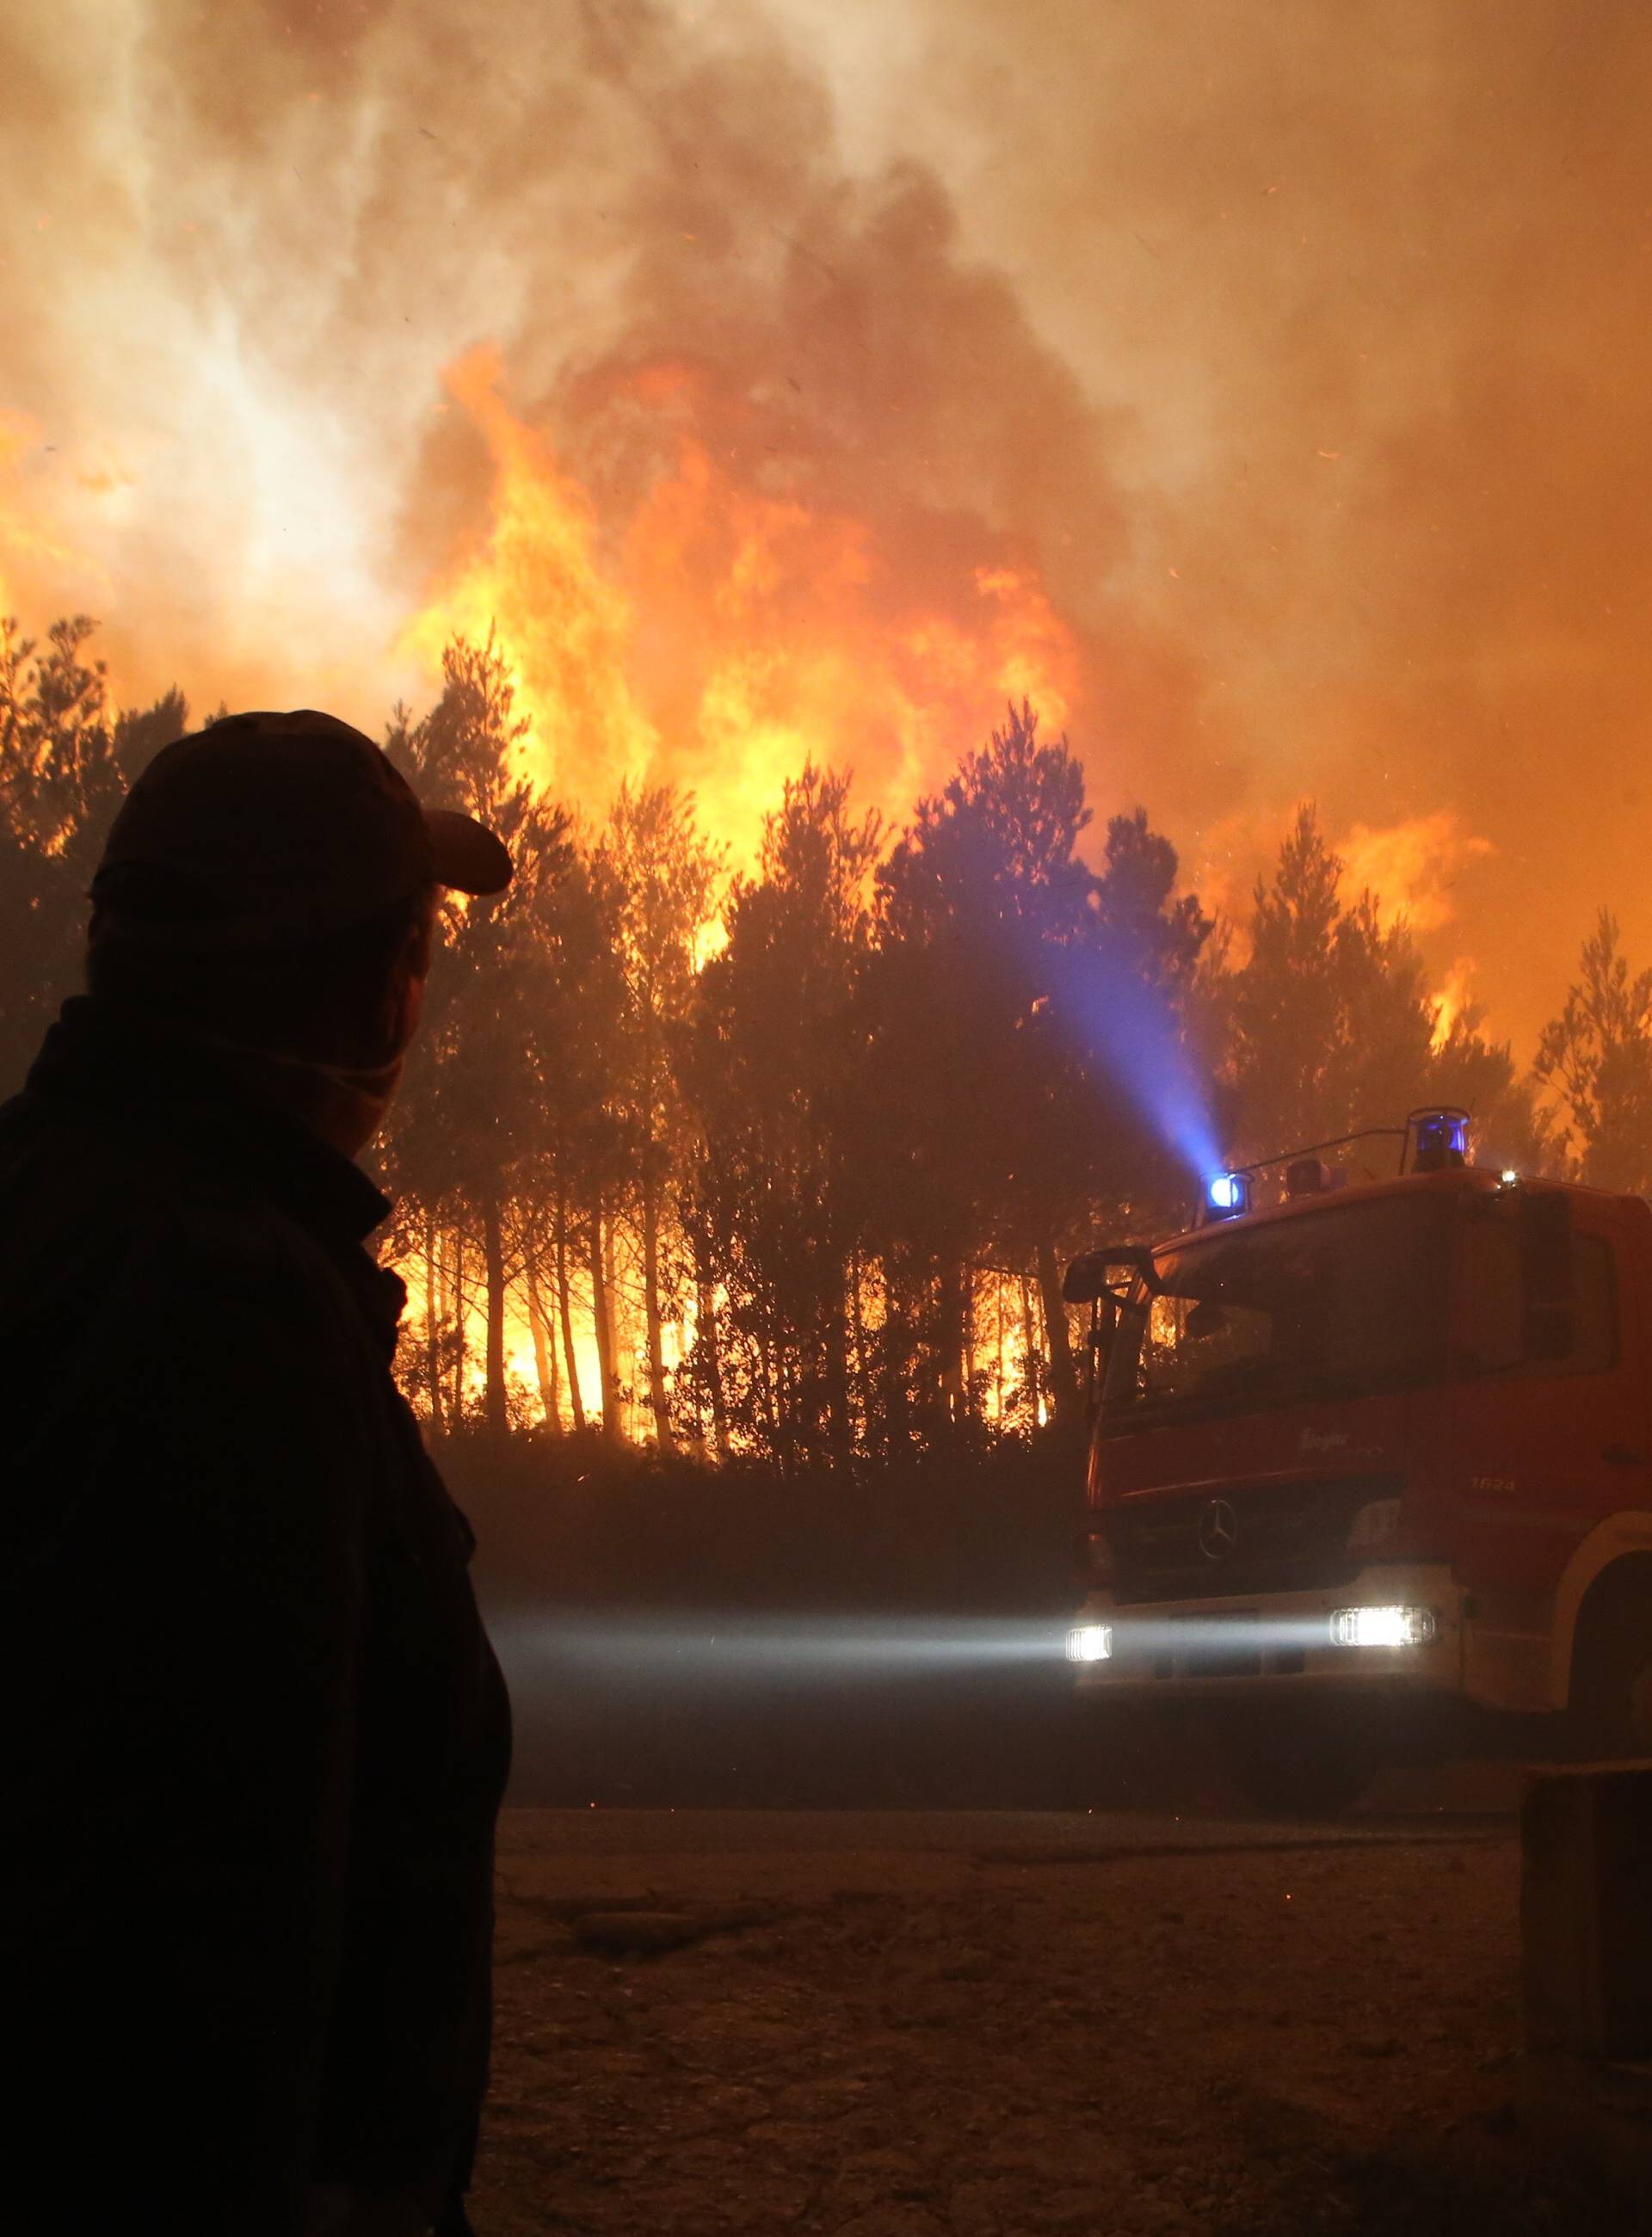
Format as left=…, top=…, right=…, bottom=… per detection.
left=3, top=0, right=1649, bottom=1056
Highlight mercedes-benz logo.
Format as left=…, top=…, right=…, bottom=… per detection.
left=1197, top=1497, right=1239, bottom=1562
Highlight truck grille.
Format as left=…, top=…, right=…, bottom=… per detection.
left=1106, top=1476, right=1401, bottom=1605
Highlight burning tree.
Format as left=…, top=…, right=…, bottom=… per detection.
left=382, top=634, right=577, bottom=1436
left=678, top=764, right=882, bottom=1470
left=0, top=614, right=184, bottom=1088
left=598, top=782, right=724, bottom=1451
left=1218, top=804, right=1539, bottom=1179
left=867, top=706, right=1210, bottom=1433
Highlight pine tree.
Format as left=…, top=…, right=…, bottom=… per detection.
left=1535, top=910, right=1652, bottom=1192
left=867, top=706, right=1208, bottom=1430
left=599, top=785, right=723, bottom=1449
left=382, top=634, right=575, bottom=1434
left=681, top=766, right=881, bottom=1470
left=0, top=614, right=184, bottom=1092
left=1220, top=803, right=1544, bottom=1177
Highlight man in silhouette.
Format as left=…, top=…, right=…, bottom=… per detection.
left=0, top=712, right=515, bottom=2236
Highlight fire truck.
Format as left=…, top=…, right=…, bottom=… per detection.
left=1062, top=1109, right=1652, bottom=1813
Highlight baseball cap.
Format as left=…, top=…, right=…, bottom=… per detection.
left=90, top=709, right=513, bottom=945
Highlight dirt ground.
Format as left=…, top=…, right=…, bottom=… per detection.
left=471, top=1805, right=1644, bottom=2237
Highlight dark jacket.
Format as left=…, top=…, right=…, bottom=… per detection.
left=0, top=999, right=511, bottom=2234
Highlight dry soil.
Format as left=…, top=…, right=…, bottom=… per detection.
left=470, top=1806, right=1643, bottom=2237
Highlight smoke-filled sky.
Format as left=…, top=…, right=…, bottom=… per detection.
left=3, top=0, right=1649, bottom=1053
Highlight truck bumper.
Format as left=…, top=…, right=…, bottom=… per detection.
left=1068, top=1564, right=1465, bottom=1703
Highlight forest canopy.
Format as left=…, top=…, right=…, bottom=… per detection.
left=0, top=610, right=1627, bottom=1464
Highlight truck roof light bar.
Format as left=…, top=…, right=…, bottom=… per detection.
left=1208, top=1109, right=1480, bottom=1205
left=1186, top=1110, right=1482, bottom=1235
left=1222, top=1125, right=1409, bottom=1185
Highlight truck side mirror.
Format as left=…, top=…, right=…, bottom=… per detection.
left=1062, top=1244, right=1162, bottom=1303
left=1520, top=1191, right=1575, bottom=1362
left=1063, top=1251, right=1110, bottom=1304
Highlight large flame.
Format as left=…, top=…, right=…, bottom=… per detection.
left=1342, top=810, right=1495, bottom=1038
left=1429, top=956, right=1477, bottom=1053
left=402, top=348, right=1081, bottom=845
left=1341, top=812, right=1495, bottom=940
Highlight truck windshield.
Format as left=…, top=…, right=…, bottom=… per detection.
left=1100, top=1194, right=1451, bottom=1430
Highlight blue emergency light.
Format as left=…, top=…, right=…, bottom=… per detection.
left=1407, top=1107, right=1470, bottom=1174
left=1205, top=1171, right=1251, bottom=1219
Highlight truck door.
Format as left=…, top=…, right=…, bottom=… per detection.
left=1449, top=1194, right=1650, bottom=1608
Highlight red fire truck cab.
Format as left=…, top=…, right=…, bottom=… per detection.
left=1063, top=1114, right=1652, bottom=1813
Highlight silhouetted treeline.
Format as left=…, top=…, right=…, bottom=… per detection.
left=3, top=611, right=1643, bottom=1464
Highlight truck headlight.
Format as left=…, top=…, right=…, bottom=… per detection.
left=1066, top=1624, right=1113, bottom=1664
left=1328, top=1605, right=1437, bottom=1648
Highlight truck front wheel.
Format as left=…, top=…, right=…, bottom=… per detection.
left=1211, top=1705, right=1377, bottom=1817
left=1569, top=1561, right=1652, bottom=1758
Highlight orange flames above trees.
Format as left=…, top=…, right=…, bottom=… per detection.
left=1198, top=804, right=1495, bottom=1047
left=1341, top=811, right=1495, bottom=1051
left=401, top=348, right=1082, bottom=853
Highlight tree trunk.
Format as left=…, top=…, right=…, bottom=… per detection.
left=423, top=1208, right=444, bottom=1434
left=554, top=1198, right=585, bottom=1433
left=1036, top=1238, right=1076, bottom=1422
left=482, top=1198, right=509, bottom=1437
left=589, top=1205, right=622, bottom=1440
left=606, top=1217, right=628, bottom=1439
left=938, top=1259, right=967, bottom=1425
left=641, top=1167, right=673, bottom=1450
left=823, top=1279, right=853, bottom=1462
left=695, top=1266, right=728, bottom=1460
left=774, top=1340, right=797, bottom=1482
left=879, top=1248, right=911, bottom=1457
left=756, top=1323, right=784, bottom=1476
left=849, top=1253, right=868, bottom=1433
left=449, top=1231, right=467, bottom=1425
left=527, top=1263, right=559, bottom=1431
left=1019, top=1270, right=1038, bottom=1425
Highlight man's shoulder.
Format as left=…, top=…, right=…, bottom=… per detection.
left=0, top=1088, right=365, bottom=1347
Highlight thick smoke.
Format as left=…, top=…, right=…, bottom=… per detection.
left=2, top=0, right=1649, bottom=1044
left=897, top=0, right=1652, bottom=1041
